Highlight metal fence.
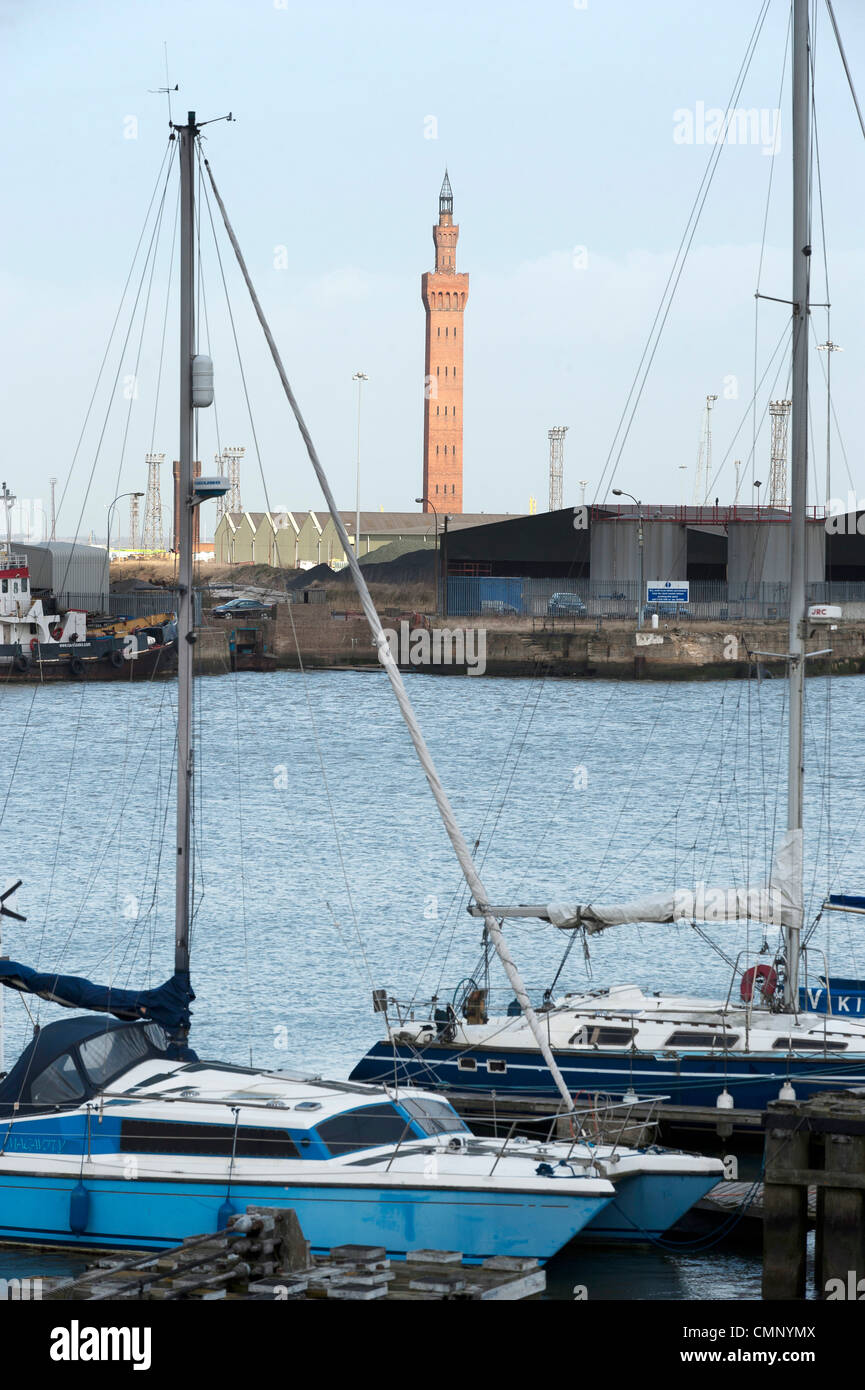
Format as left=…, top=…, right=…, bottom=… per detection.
left=444, top=576, right=865, bottom=622
left=65, top=590, right=200, bottom=622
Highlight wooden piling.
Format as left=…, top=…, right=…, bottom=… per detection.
left=762, top=1102, right=810, bottom=1300
left=820, top=1107, right=865, bottom=1293
left=763, top=1090, right=865, bottom=1301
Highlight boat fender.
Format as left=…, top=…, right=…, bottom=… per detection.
left=69, top=1180, right=90, bottom=1234
left=110, top=650, right=124, bottom=668
left=217, top=1198, right=236, bottom=1231
left=740, top=963, right=777, bottom=1002
left=69, top=656, right=85, bottom=678
left=13, top=654, right=30, bottom=673
left=716, top=1088, right=734, bottom=1110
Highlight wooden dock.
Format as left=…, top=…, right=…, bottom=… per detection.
left=42, top=1208, right=545, bottom=1303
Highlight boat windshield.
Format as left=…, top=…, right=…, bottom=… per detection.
left=78, top=1025, right=155, bottom=1088
left=400, top=1096, right=468, bottom=1136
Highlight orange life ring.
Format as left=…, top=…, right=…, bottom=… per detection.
left=50, top=624, right=63, bottom=641
left=29, top=637, right=39, bottom=653
left=740, top=963, right=778, bottom=1002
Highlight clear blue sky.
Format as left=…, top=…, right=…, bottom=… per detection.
left=2, top=0, right=863, bottom=538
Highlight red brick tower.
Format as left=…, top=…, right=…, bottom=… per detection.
left=422, top=171, right=468, bottom=514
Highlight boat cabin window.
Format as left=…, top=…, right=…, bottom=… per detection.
left=400, top=1097, right=468, bottom=1136
left=30, top=1052, right=86, bottom=1106
left=119, top=1119, right=300, bottom=1158
left=1, top=580, right=7, bottom=594
left=457, top=1057, right=477, bottom=1071
left=665, top=1031, right=740, bottom=1049
left=79, top=1027, right=153, bottom=1088
left=771, top=1036, right=847, bottom=1051
left=570, top=1025, right=637, bottom=1047
left=316, top=1103, right=409, bottom=1155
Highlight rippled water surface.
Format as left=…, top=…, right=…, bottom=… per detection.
left=1, top=667, right=860, bottom=1297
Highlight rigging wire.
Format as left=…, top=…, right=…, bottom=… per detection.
left=824, top=0, right=865, bottom=143
left=53, top=139, right=174, bottom=533
left=751, top=3, right=792, bottom=501
left=594, top=0, right=774, bottom=503
left=196, top=139, right=377, bottom=995
left=56, top=141, right=177, bottom=597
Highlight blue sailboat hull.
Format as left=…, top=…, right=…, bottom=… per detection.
left=0, top=1169, right=609, bottom=1262
left=349, top=1042, right=865, bottom=1112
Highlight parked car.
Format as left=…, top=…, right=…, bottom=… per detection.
left=211, top=597, right=276, bottom=619
left=547, top=592, right=587, bottom=617
left=480, top=599, right=520, bottom=615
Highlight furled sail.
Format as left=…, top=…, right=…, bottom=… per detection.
left=546, top=830, right=803, bottom=935
left=0, top=963, right=194, bottom=1030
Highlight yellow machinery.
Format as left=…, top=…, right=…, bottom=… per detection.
left=87, top=611, right=175, bottom=638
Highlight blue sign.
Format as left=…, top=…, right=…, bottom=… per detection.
left=647, top=581, right=689, bottom=604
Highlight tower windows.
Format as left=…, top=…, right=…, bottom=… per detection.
left=445, top=366, right=448, bottom=377
left=437, top=326, right=440, bottom=337
left=436, top=406, right=439, bottom=415
left=454, top=326, right=458, bottom=340
left=445, top=326, right=448, bottom=337
left=436, top=446, right=439, bottom=456
left=444, top=446, right=448, bottom=456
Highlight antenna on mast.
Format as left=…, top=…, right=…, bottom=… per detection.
left=148, top=44, right=178, bottom=124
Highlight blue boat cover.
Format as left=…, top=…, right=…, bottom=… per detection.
left=827, top=894, right=865, bottom=910
left=0, top=961, right=193, bottom=1031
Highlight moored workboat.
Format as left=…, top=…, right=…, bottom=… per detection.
left=0, top=548, right=175, bottom=681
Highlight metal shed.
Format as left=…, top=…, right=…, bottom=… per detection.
left=19, top=541, right=109, bottom=610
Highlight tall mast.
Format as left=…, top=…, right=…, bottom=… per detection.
left=174, top=112, right=197, bottom=998
left=785, top=0, right=810, bottom=1008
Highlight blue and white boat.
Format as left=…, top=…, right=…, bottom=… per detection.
left=350, top=0, right=865, bottom=1127
left=0, top=109, right=722, bottom=1262
left=0, top=1013, right=619, bottom=1259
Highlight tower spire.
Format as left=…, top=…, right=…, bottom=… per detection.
left=439, top=169, right=453, bottom=217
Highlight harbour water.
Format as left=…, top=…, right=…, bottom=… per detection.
left=1, top=668, right=860, bottom=1298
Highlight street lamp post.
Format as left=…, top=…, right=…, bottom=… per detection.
left=416, top=496, right=439, bottom=612
left=613, top=488, right=644, bottom=629
left=352, top=372, right=368, bottom=559
left=105, top=491, right=144, bottom=603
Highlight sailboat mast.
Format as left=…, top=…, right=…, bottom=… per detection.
left=174, top=112, right=197, bottom=992
left=785, top=1, right=810, bottom=1009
